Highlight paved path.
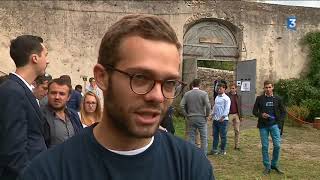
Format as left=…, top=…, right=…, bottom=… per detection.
left=240, top=117, right=257, bottom=130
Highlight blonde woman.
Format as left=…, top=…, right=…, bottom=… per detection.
left=80, top=91, right=102, bottom=127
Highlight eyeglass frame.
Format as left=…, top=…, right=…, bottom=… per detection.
left=104, top=64, right=186, bottom=99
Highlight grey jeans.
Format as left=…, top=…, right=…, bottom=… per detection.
left=187, top=116, right=208, bottom=154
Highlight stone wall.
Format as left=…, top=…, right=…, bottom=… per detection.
left=197, top=67, right=234, bottom=102
left=0, top=0, right=319, bottom=92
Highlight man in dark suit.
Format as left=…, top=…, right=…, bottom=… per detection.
left=0, top=35, right=49, bottom=179
left=253, top=80, right=286, bottom=175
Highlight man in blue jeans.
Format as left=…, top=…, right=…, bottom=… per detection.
left=209, top=83, right=231, bottom=155
left=253, top=80, right=286, bottom=175
left=180, top=79, right=211, bottom=155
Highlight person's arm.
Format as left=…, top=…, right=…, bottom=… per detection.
left=277, top=97, right=286, bottom=134
left=0, top=92, right=28, bottom=177
left=76, top=92, right=82, bottom=112
left=238, top=94, right=243, bottom=119
left=204, top=93, right=211, bottom=117
left=252, top=96, right=261, bottom=118
left=220, top=96, right=231, bottom=121
left=180, top=95, right=188, bottom=117
left=278, top=97, right=286, bottom=120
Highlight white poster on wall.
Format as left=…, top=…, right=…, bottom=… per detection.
left=241, top=81, right=250, bottom=92
left=236, top=81, right=241, bottom=86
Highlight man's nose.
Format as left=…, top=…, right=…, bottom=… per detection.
left=144, top=82, right=165, bottom=103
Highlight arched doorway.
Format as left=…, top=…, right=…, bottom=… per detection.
left=182, top=19, right=256, bottom=115
left=182, top=19, right=239, bottom=89
left=182, top=19, right=239, bottom=85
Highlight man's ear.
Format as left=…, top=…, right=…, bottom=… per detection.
left=30, top=54, right=38, bottom=64
left=94, top=64, right=108, bottom=91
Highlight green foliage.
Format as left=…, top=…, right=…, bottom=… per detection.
left=274, top=78, right=317, bottom=106
left=287, top=105, right=310, bottom=126
left=287, top=105, right=310, bottom=120
left=301, top=99, right=320, bottom=121
left=172, top=115, right=185, bottom=139
left=197, top=60, right=234, bottom=71
left=171, top=96, right=184, bottom=117
left=302, top=31, right=320, bottom=87
left=274, top=32, right=320, bottom=121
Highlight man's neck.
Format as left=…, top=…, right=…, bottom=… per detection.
left=93, top=119, right=152, bottom=151
left=265, top=93, right=273, bottom=97
left=15, top=67, right=37, bottom=85
left=55, top=109, right=66, bottom=121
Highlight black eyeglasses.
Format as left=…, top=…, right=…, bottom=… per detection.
left=105, top=64, right=186, bottom=99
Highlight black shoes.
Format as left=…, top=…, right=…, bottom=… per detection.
left=271, top=166, right=284, bottom=174
left=263, top=166, right=284, bottom=175
left=234, top=147, right=240, bottom=150
left=263, top=168, right=271, bottom=175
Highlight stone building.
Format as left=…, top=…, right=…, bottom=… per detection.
left=1, top=0, right=319, bottom=114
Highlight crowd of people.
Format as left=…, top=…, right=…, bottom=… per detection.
left=0, top=14, right=287, bottom=180
left=0, top=15, right=213, bottom=180
left=181, top=77, right=286, bottom=175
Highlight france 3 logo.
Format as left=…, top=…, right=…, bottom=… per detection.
left=287, top=16, right=296, bottom=31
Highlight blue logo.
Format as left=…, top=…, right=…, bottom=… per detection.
left=287, top=16, right=296, bottom=30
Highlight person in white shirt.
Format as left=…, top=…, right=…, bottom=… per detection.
left=208, top=83, right=231, bottom=155
left=86, top=77, right=104, bottom=107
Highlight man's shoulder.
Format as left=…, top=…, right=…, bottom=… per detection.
left=0, top=77, right=23, bottom=93
left=220, top=93, right=230, bottom=100
left=70, top=90, right=81, bottom=98
left=0, top=79, right=26, bottom=103
left=20, top=128, right=91, bottom=177
left=157, top=132, right=210, bottom=161
left=256, top=94, right=265, bottom=100
left=156, top=132, right=213, bottom=179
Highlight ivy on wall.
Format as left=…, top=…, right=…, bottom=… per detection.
left=302, top=31, right=320, bottom=87
left=274, top=31, right=320, bottom=121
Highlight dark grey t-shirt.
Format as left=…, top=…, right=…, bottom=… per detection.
left=18, top=126, right=214, bottom=180
left=50, top=115, right=75, bottom=148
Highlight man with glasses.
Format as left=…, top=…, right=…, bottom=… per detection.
left=253, top=80, right=286, bottom=175
left=19, top=15, right=214, bottom=180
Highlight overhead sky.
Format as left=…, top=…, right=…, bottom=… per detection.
left=256, top=0, right=320, bottom=8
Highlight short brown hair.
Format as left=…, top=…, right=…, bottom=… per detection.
left=10, top=35, right=44, bottom=67
left=264, top=80, right=274, bottom=86
left=218, top=83, right=227, bottom=89
left=34, top=74, right=52, bottom=85
left=98, top=14, right=181, bottom=68
left=229, top=82, right=236, bottom=88
left=48, top=78, right=72, bottom=95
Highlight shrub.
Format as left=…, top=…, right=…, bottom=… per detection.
left=274, top=78, right=314, bottom=106
left=287, top=105, right=310, bottom=127
left=302, top=31, right=320, bottom=87
left=171, top=96, right=184, bottom=117
left=301, top=99, right=320, bottom=121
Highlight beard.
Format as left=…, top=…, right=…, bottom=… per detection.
left=104, top=79, right=166, bottom=138
left=48, top=102, right=66, bottom=112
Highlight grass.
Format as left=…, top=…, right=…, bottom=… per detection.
left=173, top=116, right=320, bottom=180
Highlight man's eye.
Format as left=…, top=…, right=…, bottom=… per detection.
left=134, top=74, right=148, bottom=81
